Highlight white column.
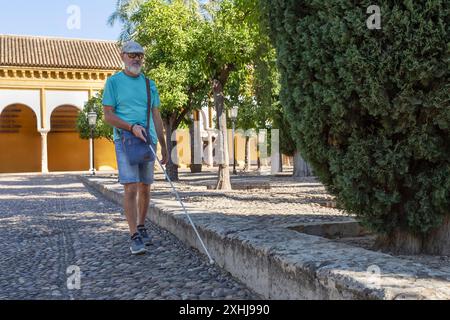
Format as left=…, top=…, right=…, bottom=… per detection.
left=231, top=124, right=235, bottom=168
left=193, top=120, right=203, bottom=165
left=271, top=129, right=280, bottom=174
left=89, top=136, right=94, bottom=174
left=39, top=130, right=49, bottom=174
left=206, top=130, right=214, bottom=167
left=259, top=129, right=268, bottom=166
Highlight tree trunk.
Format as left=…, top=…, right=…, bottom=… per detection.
left=243, top=136, right=250, bottom=172
left=257, top=141, right=261, bottom=171
left=293, top=151, right=313, bottom=177
left=213, top=79, right=231, bottom=190
left=279, top=153, right=283, bottom=172
left=163, top=117, right=179, bottom=182
left=375, top=216, right=450, bottom=255
left=189, top=115, right=202, bottom=173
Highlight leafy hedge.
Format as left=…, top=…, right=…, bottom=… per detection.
left=76, top=91, right=114, bottom=142
left=266, top=0, right=449, bottom=235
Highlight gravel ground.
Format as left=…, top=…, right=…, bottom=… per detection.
left=0, top=174, right=260, bottom=300
left=150, top=171, right=450, bottom=275
left=147, top=174, right=355, bottom=227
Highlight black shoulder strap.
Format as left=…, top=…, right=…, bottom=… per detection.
left=145, top=78, right=152, bottom=131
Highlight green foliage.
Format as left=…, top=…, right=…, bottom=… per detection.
left=110, top=0, right=295, bottom=163
left=225, top=65, right=257, bottom=130
left=213, top=0, right=285, bottom=141
left=108, top=0, right=147, bottom=41
left=266, top=0, right=450, bottom=234
left=195, top=0, right=259, bottom=81
left=133, top=0, right=209, bottom=120
left=76, top=91, right=114, bottom=141
left=272, top=102, right=296, bottom=156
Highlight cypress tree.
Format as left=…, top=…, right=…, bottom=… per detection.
left=266, top=0, right=450, bottom=254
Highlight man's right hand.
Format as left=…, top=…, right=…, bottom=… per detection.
left=131, top=124, right=147, bottom=143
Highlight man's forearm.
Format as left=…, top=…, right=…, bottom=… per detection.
left=153, top=115, right=166, bottom=149
left=104, top=109, right=133, bottom=132
left=155, top=120, right=167, bottom=149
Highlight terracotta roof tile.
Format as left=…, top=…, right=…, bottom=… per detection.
left=0, top=34, right=123, bottom=70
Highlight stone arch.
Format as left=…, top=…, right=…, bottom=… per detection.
left=45, top=90, right=88, bottom=131
left=0, top=104, right=41, bottom=173
left=0, top=90, right=41, bottom=130
left=199, top=109, right=209, bottom=130
left=47, top=105, right=89, bottom=172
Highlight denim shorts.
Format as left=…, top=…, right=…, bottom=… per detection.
left=114, top=139, right=156, bottom=185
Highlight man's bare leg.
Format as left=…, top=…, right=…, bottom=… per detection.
left=124, top=183, right=139, bottom=236
left=137, top=183, right=151, bottom=226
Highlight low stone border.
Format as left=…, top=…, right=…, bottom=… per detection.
left=79, top=175, right=450, bottom=300
left=289, top=221, right=370, bottom=239
left=206, top=182, right=271, bottom=190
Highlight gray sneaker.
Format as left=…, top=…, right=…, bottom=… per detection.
left=130, top=234, right=147, bottom=255
left=137, top=226, right=151, bottom=246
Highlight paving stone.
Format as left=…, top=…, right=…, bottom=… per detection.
left=0, top=174, right=260, bottom=300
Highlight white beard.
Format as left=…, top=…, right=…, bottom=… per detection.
left=125, top=64, right=142, bottom=75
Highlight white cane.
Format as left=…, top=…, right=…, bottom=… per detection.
left=148, top=143, right=215, bottom=265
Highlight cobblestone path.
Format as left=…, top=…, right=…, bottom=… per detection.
left=0, top=175, right=259, bottom=300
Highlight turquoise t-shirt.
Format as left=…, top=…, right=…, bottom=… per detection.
left=102, top=71, right=160, bottom=144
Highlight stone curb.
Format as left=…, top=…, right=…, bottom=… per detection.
left=78, top=175, right=450, bottom=300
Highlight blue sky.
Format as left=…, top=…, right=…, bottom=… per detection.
left=0, top=0, right=123, bottom=40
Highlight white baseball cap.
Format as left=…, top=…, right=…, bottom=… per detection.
left=121, top=41, right=145, bottom=54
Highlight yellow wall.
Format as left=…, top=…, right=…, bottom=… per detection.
left=47, top=106, right=87, bottom=172
left=0, top=133, right=41, bottom=173
left=174, top=129, right=191, bottom=168
left=0, top=105, right=41, bottom=173
left=95, top=138, right=117, bottom=171
left=1, top=66, right=281, bottom=173
left=229, top=131, right=258, bottom=166
left=47, top=135, right=116, bottom=172
left=48, top=132, right=89, bottom=172
left=0, top=105, right=277, bottom=174
left=47, top=106, right=117, bottom=172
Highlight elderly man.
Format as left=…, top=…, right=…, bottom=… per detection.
left=103, top=41, right=168, bottom=255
